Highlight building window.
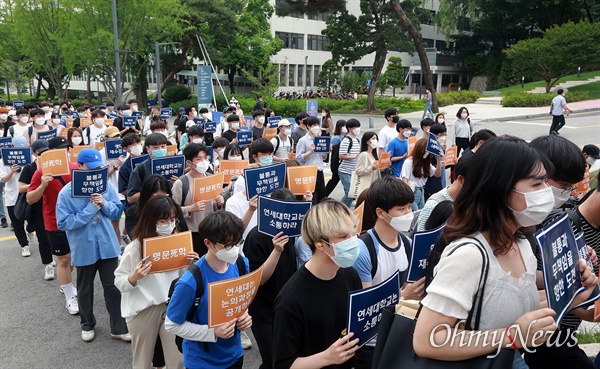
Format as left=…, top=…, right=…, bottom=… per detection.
left=307, top=35, right=329, bottom=51
left=314, top=66, right=320, bottom=87
left=275, top=0, right=304, bottom=18
left=306, top=65, right=312, bottom=87
left=279, top=64, right=286, bottom=86
left=289, top=65, right=296, bottom=87
left=436, top=40, right=455, bottom=53
left=422, top=38, right=434, bottom=48
left=297, top=65, right=304, bottom=88
left=276, top=32, right=304, bottom=50
left=416, top=8, right=435, bottom=26
left=307, top=12, right=328, bottom=21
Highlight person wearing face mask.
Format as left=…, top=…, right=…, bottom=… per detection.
left=582, top=144, right=600, bottom=170
left=420, top=118, right=434, bottom=138
left=40, top=101, right=53, bottom=120
left=211, top=137, right=229, bottom=173
left=166, top=210, right=283, bottom=369
left=352, top=176, right=425, bottom=368
left=127, top=133, right=172, bottom=204
left=82, top=109, right=108, bottom=146
left=8, top=108, right=31, bottom=140
left=377, top=108, right=400, bottom=158
left=423, top=123, right=448, bottom=201
left=386, top=119, right=412, bottom=178
left=400, top=138, right=443, bottom=211
left=49, top=112, right=65, bottom=137
left=252, top=110, right=266, bottom=140
left=55, top=148, right=130, bottom=343
left=67, top=127, right=85, bottom=147
left=115, top=195, right=198, bottom=369
left=176, top=105, right=198, bottom=144
left=414, top=137, right=597, bottom=367
left=434, top=113, right=446, bottom=127
left=272, top=200, right=363, bottom=369
left=422, top=87, right=434, bottom=119
left=271, top=119, right=293, bottom=163
left=113, top=104, right=139, bottom=137
left=222, top=114, right=242, bottom=143
left=143, top=106, right=162, bottom=136
left=29, top=108, right=51, bottom=144
left=215, top=105, right=236, bottom=140
left=100, top=126, right=127, bottom=242
left=2, top=107, right=16, bottom=138
left=452, top=106, right=474, bottom=157
left=352, top=132, right=382, bottom=200
left=179, top=126, right=205, bottom=151
left=149, top=120, right=169, bottom=139
left=172, top=143, right=225, bottom=256
left=194, top=107, right=215, bottom=146
left=296, top=116, right=328, bottom=203
left=337, top=118, right=362, bottom=207
left=291, top=111, right=309, bottom=148
left=128, top=99, right=139, bottom=113
left=0, top=107, right=9, bottom=135
left=325, top=120, right=348, bottom=197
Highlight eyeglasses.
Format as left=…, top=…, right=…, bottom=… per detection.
left=215, top=239, right=244, bottom=250
left=558, top=184, right=578, bottom=196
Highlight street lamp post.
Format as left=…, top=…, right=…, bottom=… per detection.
left=155, top=42, right=177, bottom=105
left=111, top=0, right=122, bottom=105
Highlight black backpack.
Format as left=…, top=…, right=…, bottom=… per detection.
left=167, top=257, right=247, bottom=353
left=273, top=135, right=292, bottom=157
left=330, top=136, right=353, bottom=174
left=359, top=229, right=410, bottom=279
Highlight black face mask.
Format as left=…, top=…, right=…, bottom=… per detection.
left=392, top=116, right=400, bottom=124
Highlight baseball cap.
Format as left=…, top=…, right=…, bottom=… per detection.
left=583, top=144, right=600, bottom=159
left=186, top=120, right=195, bottom=128
left=48, top=136, right=71, bottom=150
left=77, top=148, right=103, bottom=169
left=278, top=119, right=292, bottom=127
left=223, top=106, right=236, bottom=114
left=104, top=126, right=120, bottom=138
left=31, top=139, right=50, bottom=154
left=12, top=136, right=28, bottom=148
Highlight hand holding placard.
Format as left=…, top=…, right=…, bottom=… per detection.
left=208, top=267, right=263, bottom=327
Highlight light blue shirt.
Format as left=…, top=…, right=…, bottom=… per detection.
left=56, top=182, right=122, bottom=267
left=294, top=237, right=312, bottom=269
left=295, top=133, right=326, bottom=171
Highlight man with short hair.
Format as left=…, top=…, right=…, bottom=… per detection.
left=83, top=110, right=107, bottom=146
left=291, top=112, right=309, bottom=147
left=177, top=105, right=197, bottom=143
left=460, top=129, right=497, bottom=162
left=296, top=117, right=327, bottom=203
left=29, top=108, right=51, bottom=144
left=386, top=119, right=412, bottom=178
left=252, top=110, right=266, bottom=140
left=126, top=133, right=172, bottom=204
left=549, top=88, right=572, bottom=135
left=254, top=95, right=265, bottom=112
left=222, top=114, right=241, bottom=143
left=422, top=88, right=433, bottom=119
left=56, top=148, right=129, bottom=343
left=271, top=119, right=293, bottom=162
left=215, top=105, right=236, bottom=139
left=113, top=104, right=139, bottom=137
left=378, top=108, right=399, bottom=157
left=117, top=134, right=143, bottom=208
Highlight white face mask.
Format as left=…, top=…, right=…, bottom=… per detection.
left=131, top=105, right=138, bottom=112
left=341, top=127, right=348, bottom=134
left=71, top=136, right=83, bottom=146
left=386, top=211, right=414, bottom=233
left=129, top=144, right=143, bottom=157
left=258, top=116, right=265, bottom=124
left=369, top=139, right=379, bottom=149
left=438, top=118, right=445, bottom=124
left=35, top=118, right=46, bottom=126
left=229, top=156, right=242, bottom=161
left=231, top=123, right=240, bottom=130
left=216, top=148, right=225, bottom=157
left=461, top=113, right=468, bottom=119
left=586, top=157, right=596, bottom=166
left=283, top=128, right=291, bottom=136
left=550, top=186, right=571, bottom=208
left=192, top=138, right=203, bottom=144
left=156, top=221, right=177, bottom=236
left=0, top=114, right=7, bottom=120
left=352, top=128, right=361, bottom=136
left=201, top=113, right=208, bottom=119
left=509, top=186, right=554, bottom=227
left=215, top=245, right=239, bottom=264
left=95, top=118, right=105, bottom=126
left=42, top=107, right=50, bottom=113
left=195, top=160, right=209, bottom=173
left=437, top=136, right=447, bottom=145
left=193, top=110, right=198, bottom=117
left=20, top=116, right=29, bottom=124
left=403, top=131, right=411, bottom=138
left=52, top=119, right=61, bottom=125
left=310, top=126, right=320, bottom=135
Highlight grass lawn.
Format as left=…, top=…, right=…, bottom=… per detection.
left=569, top=81, right=600, bottom=100
left=497, top=70, right=600, bottom=95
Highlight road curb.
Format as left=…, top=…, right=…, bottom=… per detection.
left=478, top=107, right=600, bottom=124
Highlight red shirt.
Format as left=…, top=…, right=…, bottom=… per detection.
left=28, top=162, right=79, bottom=231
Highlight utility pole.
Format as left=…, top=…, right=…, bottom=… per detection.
left=155, top=42, right=177, bottom=105
left=111, top=0, right=122, bottom=105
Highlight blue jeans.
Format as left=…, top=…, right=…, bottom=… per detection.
left=513, top=351, right=529, bottom=369
left=339, top=171, right=353, bottom=207
left=412, top=186, right=425, bottom=211
left=0, top=181, right=6, bottom=220
left=422, top=104, right=433, bottom=118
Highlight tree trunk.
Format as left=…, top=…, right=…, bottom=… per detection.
left=160, top=34, right=193, bottom=92
left=390, top=0, right=438, bottom=113
left=228, top=67, right=236, bottom=95
left=35, top=75, right=42, bottom=100
left=136, top=61, right=149, bottom=108
left=392, top=87, right=396, bottom=97
left=366, top=45, right=387, bottom=112
left=15, top=79, right=22, bottom=101
left=86, top=69, right=92, bottom=103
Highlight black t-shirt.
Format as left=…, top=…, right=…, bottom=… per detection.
left=221, top=129, right=237, bottom=143
left=3, top=120, right=15, bottom=137
left=113, top=116, right=137, bottom=136
left=18, top=161, right=43, bottom=213
left=254, top=100, right=265, bottom=111
left=251, top=126, right=264, bottom=140
left=244, top=226, right=297, bottom=324
left=273, top=265, right=362, bottom=369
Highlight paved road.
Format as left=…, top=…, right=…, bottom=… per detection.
left=0, top=112, right=598, bottom=368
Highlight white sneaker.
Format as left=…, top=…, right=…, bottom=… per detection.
left=82, top=330, right=95, bottom=342
left=240, top=330, right=252, bottom=350
left=111, top=333, right=132, bottom=342
left=44, top=265, right=55, bottom=280
left=51, top=256, right=57, bottom=267
left=66, top=296, right=79, bottom=315
left=21, top=246, right=31, bottom=257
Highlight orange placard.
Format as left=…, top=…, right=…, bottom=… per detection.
left=41, top=149, right=70, bottom=176
left=354, top=202, right=365, bottom=235
left=193, top=172, right=225, bottom=202
left=408, top=136, right=417, bottom=155
left=59, top=128, right=69, bottom=138
left=444, top=146, right=458, bottom=167
left=220, top=160, right=249, bottom=183
left=166, top=145, right=177, bottom=157
left=575, top=166, right=590, bottom=194
left=263, top=128, right=277, bottom=140
left=65, top=118, right=74, bottom=128
left=208, top=267, right=263, bottom=327
left=378, top=152, right=391, bottom=169
left=287, top=165, right=317, bottom=195
left=70, top=145, right=94, bottom=163
left=80, top=117, right=92, bottom=128
left=105, top=119, right=114, bottom=127
left=143, top=231, right=193, bottom=273
left=95, top=141, right=105, bottom=151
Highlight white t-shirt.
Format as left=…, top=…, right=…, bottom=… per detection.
left=10, top=124, right=29, bottom=139
left=0, top=164, right=20, bottom=206
left=225, top=191, right=257, bottom=248
left=83, top=124, right=107, bottom=145
left=100, top=150, right=125, bottom=201
left=400, top=157, right=436, bottom=188
left=270, top=135, right=292, bottom=159
left=552, top=95, right=567, bottom=116
left=378, top=125, right=397, bottom=151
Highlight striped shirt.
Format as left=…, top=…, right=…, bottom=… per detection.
left=338, top=136, right=361, bottom=174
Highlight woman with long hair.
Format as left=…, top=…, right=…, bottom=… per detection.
left=452, top=106, right=474, bottom=156
left=115, top=195, right=199, bottom=369
left=400, top=138, right=442, bottom=210
left=353, top=131, right=381, bottom=196
left=67, top=127, right=85, bottom=147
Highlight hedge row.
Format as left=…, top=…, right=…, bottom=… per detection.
left=502, top=91, right=589, bottom=107
left=435, top=90, right=479, bottom=107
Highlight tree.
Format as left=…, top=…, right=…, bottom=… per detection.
left=340, top=71, right=361, bottom=92
left=241, top=61, right=283, bottom=98
left=317, top=60, right=340, bottom=91
left=382, top=56, right=406, bottom=96
left=323, top=0, right=413, bottom=111
left=503, top=21, right=600, bottom=92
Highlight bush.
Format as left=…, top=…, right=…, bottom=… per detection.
left=171, top=97, right=198, bottom=115
left=435, top=90, right=480, bottom=107
left=502, top=91, right=589, bottom=107
left=163, top=85, right=191, bottom=104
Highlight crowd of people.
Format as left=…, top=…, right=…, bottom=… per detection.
left=0, top=96, right=599, bottom=369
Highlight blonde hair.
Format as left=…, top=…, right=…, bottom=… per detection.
left=301, top=200, right=356, bottom=252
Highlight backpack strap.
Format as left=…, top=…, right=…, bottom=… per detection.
left=9, top=125, right=14, bottom=137
left=180, top=175, right=189, bottom=207
left=274, top=135, right=281, bottom=154
left=567, top=209, right=583, bottom=235
left=186, top=263, right=205, bottom=321
left=86, top=127, right=92, bottom=144
left=136, top=162, right=146, bottom=182
left=56, top=176, right=67, bottom=187
left=235, top=257, right=247, bottom=276
left=28, top=125, right=33, bottom=139
left=359, top=230, right=378, bottom=279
